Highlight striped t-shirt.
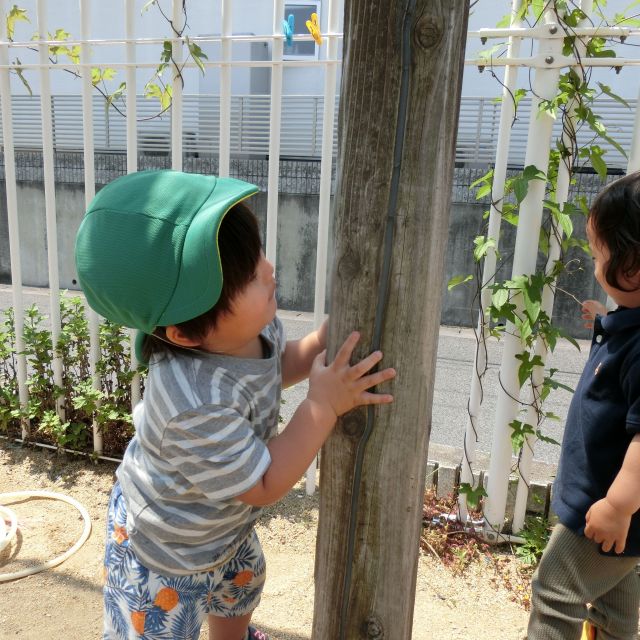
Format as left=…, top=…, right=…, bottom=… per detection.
left=116, top=317, right=284, bottom=575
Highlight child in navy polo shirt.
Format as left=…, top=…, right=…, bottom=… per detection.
left=527, top=171, right=640, bottom=640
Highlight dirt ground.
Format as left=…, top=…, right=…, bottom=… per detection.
left=0, top=442, right=530, bottom=639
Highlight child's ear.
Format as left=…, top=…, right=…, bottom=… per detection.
left=165, top=325, right=201, bottom=348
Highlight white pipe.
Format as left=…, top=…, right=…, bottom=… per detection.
left=0, top=0, right=29, bottom=439
left=0, top=58, right=344, bottom=71
left=484, top=10, right=564, bottom=532
left=7, top=54, right=639, bottom=73
left=80, top=0, right=102, bottom=455
left=7, top=32, right=345, bottom=48
left=125, top=0, right=141, bottom=408
left=171, top=0, right=184, bottom=171
left=37, top=0, right=64, bottom=422
left=459, top=0, right=524, bottom=520
left=0, top=491, right=91, bottom=582
left=512, top=0, right=594, bottom=534
left=219, top=0, right=232, bottom=177
left=628, top=87, right=640, bottom=173
left=306, top=0, right=338, bottom=496
left=265, top=0, right=285, bottom=265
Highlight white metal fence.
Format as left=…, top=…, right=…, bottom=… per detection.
left=1, top=0, right=640, bottom=518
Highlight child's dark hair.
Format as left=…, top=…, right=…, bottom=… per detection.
left=589, top=171, right=640, bottom=291
left=143, top=201, right=262, bottom=360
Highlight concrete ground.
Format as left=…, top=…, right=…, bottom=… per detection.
left=1, top=285, right=591, bottom=484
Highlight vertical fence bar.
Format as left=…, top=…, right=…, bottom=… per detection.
left=482, top=10, right=564, bottom=534
left=171, top=0, right=184, bottom=171
left=459, top=0, right=524, bottom=520
left=36, top=0, right=64, bottom=421
left=219, top=0, right=232, bottom=177
left=0, top=0, right=29, bottom=438
left=629, top=87, right=640, bottom=173
left=483, top=9, right=564, bottom=535
left=305, top=0, right=338, bottom=495
left=265, top=0, right=285, bottom=264
left=80, top=0, right=103, bottom=454
left=125, top=0, right=141, bottom=407
left=511, top=0, right=594, bottom=534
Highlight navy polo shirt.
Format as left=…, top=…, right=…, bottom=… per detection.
left=552, top=306, right=640, bottom=556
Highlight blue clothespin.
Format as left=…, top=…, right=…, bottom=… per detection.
left=282, top=13, right=294, bottom=47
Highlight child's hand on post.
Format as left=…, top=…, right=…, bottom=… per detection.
left=307, top=331, right=396, bottom=422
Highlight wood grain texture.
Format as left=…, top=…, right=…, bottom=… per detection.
left=312, top=2, right=469, bottom=638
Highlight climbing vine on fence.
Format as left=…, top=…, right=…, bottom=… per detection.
left=454, top=0, right=640, bottom=514
left=5, top=1, right=208, bottom=116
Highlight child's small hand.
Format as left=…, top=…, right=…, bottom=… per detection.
left=581, top=299, right=607, bottom=329
left=307, top=331, right=396, bottom=421
left=585, top=497, right=631, bottom=554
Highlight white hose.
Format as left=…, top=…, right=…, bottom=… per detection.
left=0, top=490, right=92, bottom=582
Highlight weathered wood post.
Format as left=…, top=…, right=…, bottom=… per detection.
left=312, top=2, right=469, bottom=638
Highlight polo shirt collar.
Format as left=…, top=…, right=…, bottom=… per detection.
left=600, top=306, right=640, bottom=335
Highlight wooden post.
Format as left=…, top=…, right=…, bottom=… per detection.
left=312, top=2, right=469, bottom=639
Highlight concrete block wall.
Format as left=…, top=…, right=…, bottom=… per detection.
left=0, top=154, right=614, bottom=338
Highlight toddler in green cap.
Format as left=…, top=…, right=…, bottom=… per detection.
left=75, top=170, right=396, bottom=640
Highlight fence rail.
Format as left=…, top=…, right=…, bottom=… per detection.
left=0, top=93, right=635, bottom=168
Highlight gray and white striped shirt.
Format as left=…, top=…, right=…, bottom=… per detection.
left=116, top=317, right=284, bottom=575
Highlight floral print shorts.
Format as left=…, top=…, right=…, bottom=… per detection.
left=103, top=483, right=266, bottom=639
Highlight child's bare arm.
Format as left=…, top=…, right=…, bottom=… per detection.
left=237, top=331, right=396, bottom=506
left=585, top=433, right=640, bottom=553
left=281, top=319, right=328, bottom=388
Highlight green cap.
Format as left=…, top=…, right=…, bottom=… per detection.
left=74, top=170, right=259, bottom=361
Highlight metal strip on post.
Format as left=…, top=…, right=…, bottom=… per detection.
left=305, top=0, right=339, bottom=495
left=459, top=0, right=524, bottom=521
left=125, top=0, right=141, bottom=408
left=265, top=0, right=285, bottom=264
left=219, top=0, right=232, bottom=177
left=0, top=0, right=29, bottom=439
left=171, top=0, right=184, bottom=171
left=37, top=0, right=64, bottom=421
left=511, top=0, right=595, bottom=534
left=80, top=0, right=103, bottom=455
left=483, top=9, right=564, bottom=536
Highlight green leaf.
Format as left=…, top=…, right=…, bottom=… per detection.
left=536, top=431, right=560, bottom=447
left=447, top=274, right=473, bottom=291
left=91, top=67, right=102, bottom=85
left=478, top=42, right=506, bottom=61
left=492, top=287, right=509, bottom=310
left=509, top=419, right=536, bottom=454
left=107, top=81, right=127, bottom=107
left=473, top=235, right=496, bottom=262
left=142, top=0, right=158, bottom=12
left=6, top=5, right=29, bottom=40
left=13, top=57, right=32, bottom=95
left=597, top=82, right=630, bottom=108
left=187, top=39, right=208, bottom=76
left=458, top=482, right=488, bottom=509
left=589, top=146, right=608, bottom=179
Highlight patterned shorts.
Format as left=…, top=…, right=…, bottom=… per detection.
left=103, top=483, right=266, bottom=640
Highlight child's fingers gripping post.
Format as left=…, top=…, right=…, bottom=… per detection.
left=355, top=367, right=396, bottom=405
left=331, top=331, right=361, bottom=369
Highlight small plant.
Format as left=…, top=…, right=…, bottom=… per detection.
left=0, top=295, right=141, bottom=455
left=515, top=515, right=553, bottom=567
